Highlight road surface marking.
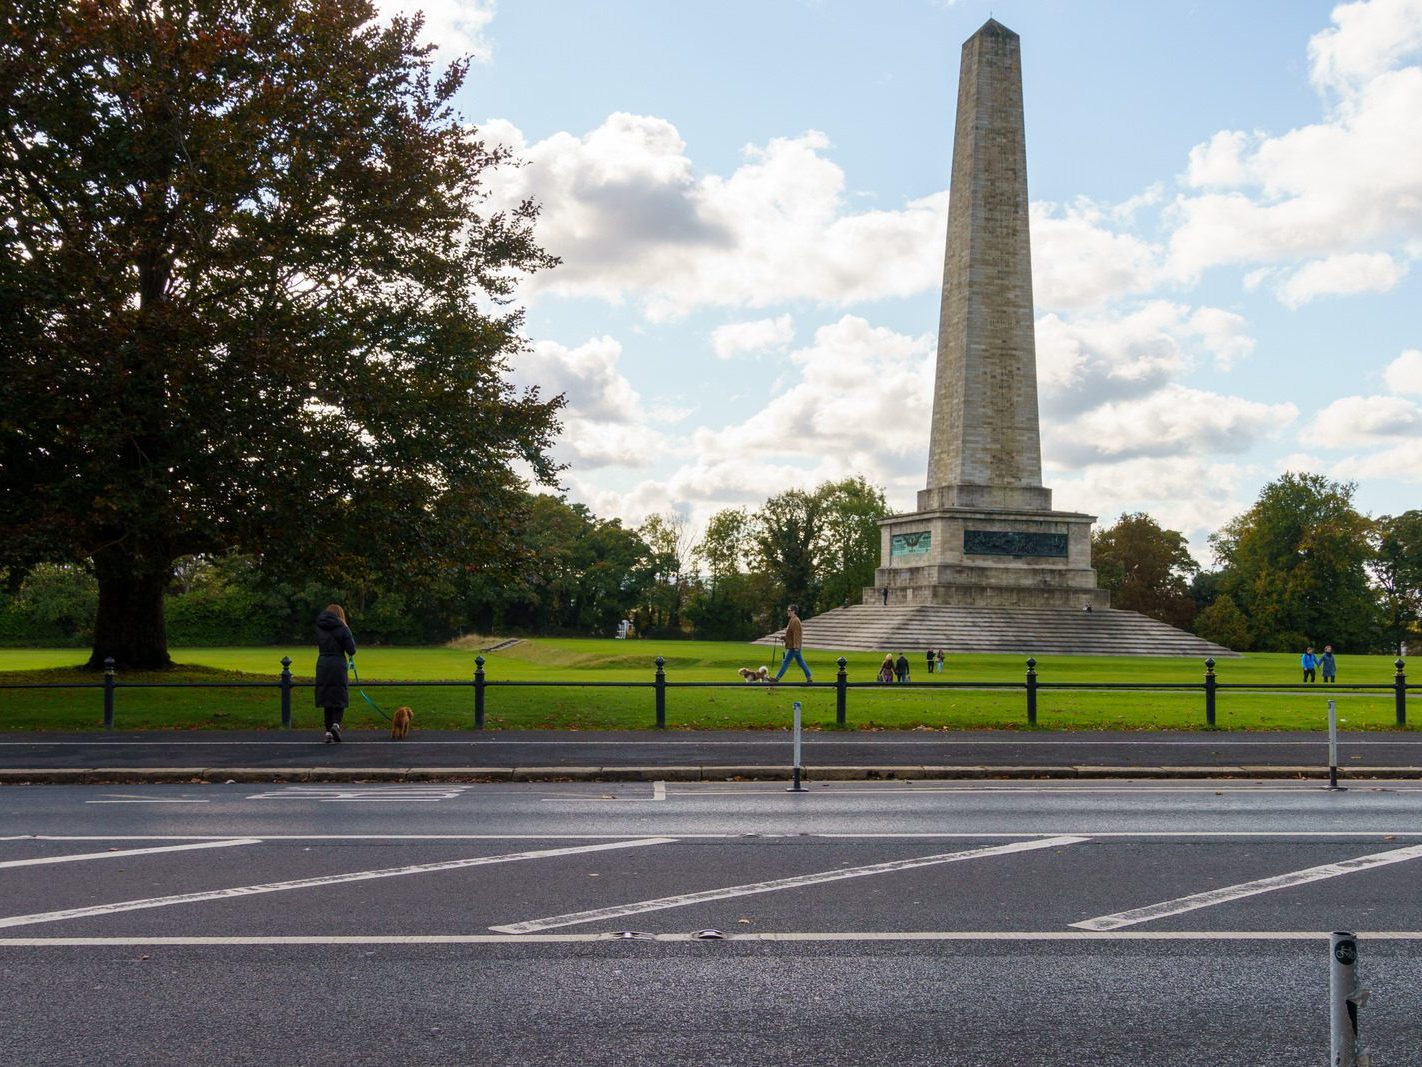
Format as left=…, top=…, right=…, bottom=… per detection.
left=490, top=835, right=1088, bottom=934
left=0, top=839, right=260, bottom=870
left=14, top=830, right=1422, bottom=842
left=5, top=929, right=1422, bottom=946
left=5, top=737, right=1422, bottom=747
left=86, top=798, right=212, bottom=804
left=653, top=781, right=666, bottom=801
left=1072, top=840, right=1422, bottom=931
left=0, top=838, right=675, bottom=930
left=246, top=785, right=469, bottom=802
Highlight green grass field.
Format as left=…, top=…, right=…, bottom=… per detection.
left=0, top=639, right=1412, bottom=732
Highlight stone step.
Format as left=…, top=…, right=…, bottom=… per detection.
left=754, top=604, right=1236, bottom=658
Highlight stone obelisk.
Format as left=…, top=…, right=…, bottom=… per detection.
left=871, top=19, right=1108, bottom=609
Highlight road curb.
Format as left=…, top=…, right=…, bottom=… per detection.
left=2, top=764, right=1422, bottom=784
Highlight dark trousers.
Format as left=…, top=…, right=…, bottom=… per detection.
left=1303, top=669, right=1316, bottom=682
left=324, top=706, right=344, bottom=730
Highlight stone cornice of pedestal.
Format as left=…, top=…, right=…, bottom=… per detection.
left=880, top=507, right=1099, bottom=526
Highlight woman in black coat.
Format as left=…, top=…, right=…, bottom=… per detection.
left=315, top=603, right=356, bottom=743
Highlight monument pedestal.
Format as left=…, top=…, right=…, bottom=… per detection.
left=869, top=484, right=1110, bottom=609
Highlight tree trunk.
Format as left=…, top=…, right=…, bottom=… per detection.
left=86, top=547, right=173, bottom=669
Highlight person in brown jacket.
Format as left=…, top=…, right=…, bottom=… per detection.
left=772, top=604, right=812, bottom=683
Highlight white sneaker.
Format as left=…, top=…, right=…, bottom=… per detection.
left=323, top=731, right=334, bottom=744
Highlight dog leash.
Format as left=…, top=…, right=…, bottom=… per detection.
left=348, top=659, right=393, bottom=722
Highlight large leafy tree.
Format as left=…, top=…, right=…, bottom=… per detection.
left=0, top=0, right=561, bottom=667
left=1091, top=512, right=1200, bottom=630
left=1372, top=510, right=1422, bottom=653
left=1209, top=474, right=1378, bottom=652
left=751, top=488, right=826, bottom=616
left=817, top=476, right=889, bottom=609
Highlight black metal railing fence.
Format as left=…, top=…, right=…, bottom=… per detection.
left=0, top=655, right=1413, bottom=731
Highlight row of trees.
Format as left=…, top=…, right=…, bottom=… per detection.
left=0, top=477, right=888, bottom=649
left=1091, top=474, right=1422, bottom=653
left=7, top=470, right=1418, bottom=656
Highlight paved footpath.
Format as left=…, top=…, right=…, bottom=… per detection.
left=1, top=727, right=1421, bottom=782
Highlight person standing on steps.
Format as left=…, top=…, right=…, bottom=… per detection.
left=315, top=603, right=357, bottom=742
left=1320, top=645, right=1337, bottom=683
left=772, top=604, right=812, bottom=684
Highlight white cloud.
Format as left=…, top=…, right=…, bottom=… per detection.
left=510, top=337, right=672, bottom=470
left=1167, top=1, right=1422, bottom=286
left=1047, top=385, right=1297, bottom=466
left=375, top=0, right=496, bottom=58
left=1051, top=456, right=1261, bottom=561
left=711, top=315, right=795, bottom=359
left=1330, top=439, right=1422, bottom=481
left=1306, top=394, right=1422, bottom=446
left=1276, top=252, right=1408, bottom=307
left=1185, top=130, right=1254, bottom=189
left=1385, top=348, right=1422, bottom=394
left=1308, top=0, right=1422, bottom=94
left=481, top=115, right=944, bottom=318
left=1036, top=302, right=1256, bottom=417
left=1030, top=201, right=1160, bottom=310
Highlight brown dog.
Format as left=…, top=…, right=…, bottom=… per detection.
left=736, top=666, right=771, bottom=683
left=390, top=706, right=413, bottom=740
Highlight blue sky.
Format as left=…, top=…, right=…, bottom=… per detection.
left=386, top=0, right=1422, bottom=565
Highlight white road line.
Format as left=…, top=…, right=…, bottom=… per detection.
left=14, top=831, right=1422, bottom=842
left=490, top=835, right=1088, bottom=934
left=0, top=837, right=674, bottom=930
left=8, top=929, right=1422, bottom=947
left=5, top=737, right=1422, bottom=747
left=1072, top=841, right=1422, bottom=931
left=0, top=839, right=260, bottom=870
left=86, top=799, right=212, bottom=805
left=653, top=781, right=666, bottom=801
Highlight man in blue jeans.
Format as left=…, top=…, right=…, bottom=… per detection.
left=772, top=604, right=812, bottom=683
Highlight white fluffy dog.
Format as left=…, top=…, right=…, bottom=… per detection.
left=737, top=666, right=771, bottom=683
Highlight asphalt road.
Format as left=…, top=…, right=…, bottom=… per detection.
left=3, top=727, right=1422, bottom=782
left=2, top=780, right=1421, bottom=1064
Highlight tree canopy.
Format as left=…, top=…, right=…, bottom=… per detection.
left=1091, top=512, right=1200, bottom=630
left=1208, top=473, right=1377, bottom=651
left=0, top=0, right=562, bottom=667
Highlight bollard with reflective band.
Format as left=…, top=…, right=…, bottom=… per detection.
left=1326, top=699, right=1345, bottom=791
left=787, top=700, right=807, bottom=792
left=1330, top=932, right=1371, bottom=1066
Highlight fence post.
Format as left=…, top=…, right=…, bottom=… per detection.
left=1025, top=657, right=1037, bottom=727
left=654, top=655, right=666, bottom=729
left=1204, top=657, right=1216, bottom=728
left=280, top=656, right=293, bottom=729
left=1396, top=658, right=1407, bottom=728
left=103, top=657, right=116, bottom=730
left=474, top=655, right=486, bottom=731
left=835, top=656, right=848, bottom=727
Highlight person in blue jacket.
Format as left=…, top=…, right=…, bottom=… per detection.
left=1301, top=646, right=1318, bottom=683
left=1319, top=645, right=1337, bottom=683
left=315, top=604, right=357, bottom=742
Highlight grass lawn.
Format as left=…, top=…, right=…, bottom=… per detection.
left=0, top=639, right=1411, bottom=733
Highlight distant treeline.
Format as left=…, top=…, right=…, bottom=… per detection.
left=3, top=474, right=1419, bottom=654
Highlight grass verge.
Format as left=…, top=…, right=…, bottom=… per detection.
left=0, top=639, right=1411, bottom=732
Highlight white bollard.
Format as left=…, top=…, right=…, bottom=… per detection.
left=1330, top=931, right=1370, bottom=1066
left=1326, top=699, right=1345, bottom=791
left=787, top=700, right=806, bottom=792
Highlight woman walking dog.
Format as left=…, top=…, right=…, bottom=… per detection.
left=315, top=603, right=357, bottom=742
